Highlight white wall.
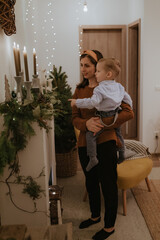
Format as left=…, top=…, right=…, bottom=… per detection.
left=1, top=0, right=160, bottom=153
left=0, top=0, right=25, bottom=102
left=142, top=0, right=160, bottom=152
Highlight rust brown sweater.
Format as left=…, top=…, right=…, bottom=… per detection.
left=72, top=85, right=134, bottom=147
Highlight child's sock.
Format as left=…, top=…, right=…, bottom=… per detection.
left=117, top=150, right=125, bottom=164
left=86, top=156, right=99, bottom=171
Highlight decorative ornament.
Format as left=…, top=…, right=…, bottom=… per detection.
left=46, top=78, right=53, bottom=92
left=0, top=0, right=16, bottom=36
left=39, top=68, right=47, bottom=92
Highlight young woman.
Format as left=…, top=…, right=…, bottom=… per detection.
left=72, top=50, right=134, bottom=240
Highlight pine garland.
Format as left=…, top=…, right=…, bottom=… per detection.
left=0, top=89, right=60, bottom=214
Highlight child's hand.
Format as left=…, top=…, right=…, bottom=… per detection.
left=68, top=99, right=76, bottom=107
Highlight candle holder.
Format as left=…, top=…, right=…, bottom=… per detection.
left=32, top=74, right=41, bottom=94
left=46, top=78, right=53, bottom=92
left=24, top=81, right=32, bottom=101
left=14, top=76, right=22, bottom=102
left=19, top=71, right=24, bottom=85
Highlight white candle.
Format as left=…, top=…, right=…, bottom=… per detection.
left=17, top=44, right=21, bottom=74
left=23, top=46, right=29, bottom=81
left=33, top=48, right=37, bottom=75
left=13, top=42, right=19, bottom=76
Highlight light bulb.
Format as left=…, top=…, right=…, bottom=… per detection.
left=83, top=2, right=88, bottom=12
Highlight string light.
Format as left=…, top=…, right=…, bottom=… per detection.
left=25, top=0, right=37, bottom=47
left=76, top=2, right=83, bottom=57
left=25, top=1, right=56, bottom=73
left=79, top=25, right=83, bottom=56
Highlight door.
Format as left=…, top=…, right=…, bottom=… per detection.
left=79, top=25, right=126, bottom=87
left=79, top=25, right=131, bottom=138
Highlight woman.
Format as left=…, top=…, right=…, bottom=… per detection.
left=72, top=50, right=134, bottom=240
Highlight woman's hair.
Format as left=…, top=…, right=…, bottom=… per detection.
left=77, top=50, right=103, bottom=88
left=98, top=57, right=121, bottom=79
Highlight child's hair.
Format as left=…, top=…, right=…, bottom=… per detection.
left=98, top=57, right=121, bottom=78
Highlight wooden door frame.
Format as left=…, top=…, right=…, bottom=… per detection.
left=128, top=19, right=141, bottom=140
left=79, top=25, right=127, bottom=87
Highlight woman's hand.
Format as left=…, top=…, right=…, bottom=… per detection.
left=86, top=117, right=104, bottom=134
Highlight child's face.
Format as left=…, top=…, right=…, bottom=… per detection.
left=95, top=62, right=108, bottom=83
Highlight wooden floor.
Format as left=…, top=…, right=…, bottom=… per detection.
left=151, top=153, right=160, bottom=167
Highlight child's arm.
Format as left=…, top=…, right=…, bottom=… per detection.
left=123, top=92, right=133, bottom=108
left=69, top=87, right=102, bottom=109
left=68, top=99, right=76, bottom=107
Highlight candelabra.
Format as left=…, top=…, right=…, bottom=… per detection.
left=14, top=75, right=22, bottom=102
left=32, top=74, right=41, bottom=94
left=24, top=81, right=32, bottom=101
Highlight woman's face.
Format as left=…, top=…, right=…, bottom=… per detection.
left=80, top=56, right=96, bottom=80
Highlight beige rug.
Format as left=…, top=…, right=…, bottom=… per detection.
left=132, top=179, right=160, bottom=240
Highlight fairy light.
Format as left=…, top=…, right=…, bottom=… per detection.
left=79, top=25, right=83, bottom=56
left=25, top=1, right=56, bottom=73
left=76, top=2, right=83, bottom=56
left=25, top=0, right=37, bottom=47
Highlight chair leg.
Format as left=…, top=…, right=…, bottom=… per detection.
left=83, top=189, right=88, bottom=202
left=145, top=177, right=151, bottom=192
left=122, top=189, right=127, bottom=216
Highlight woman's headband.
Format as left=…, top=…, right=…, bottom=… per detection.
left=82, top=50, right=98, bottom=62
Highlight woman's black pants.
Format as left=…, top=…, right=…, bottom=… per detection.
left=78, top=140, right=118, bottom=228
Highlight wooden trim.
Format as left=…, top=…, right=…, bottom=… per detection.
left=80, top=25, right=126, bottom=30
left=122, top=189, right=127, bottom=216
left=145, top=177, right=152, bottom=192
left=128, top=19, right=141, bottom=28
left=128, top=19, right=141, bottom=140
left=121, top=26, right=126, bottom=88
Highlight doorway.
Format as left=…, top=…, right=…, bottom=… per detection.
left=79, top=22, right=140, bottom=139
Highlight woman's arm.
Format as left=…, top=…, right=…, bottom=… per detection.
left=72, top=88, right=104, bottom=132
left=72, top=85, right=134, bottom=134
left=72, top=105, right=88, bottom=131
left=100, top=102, right=134, bottom=129
left=72, top=107, right=103, bottom=133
